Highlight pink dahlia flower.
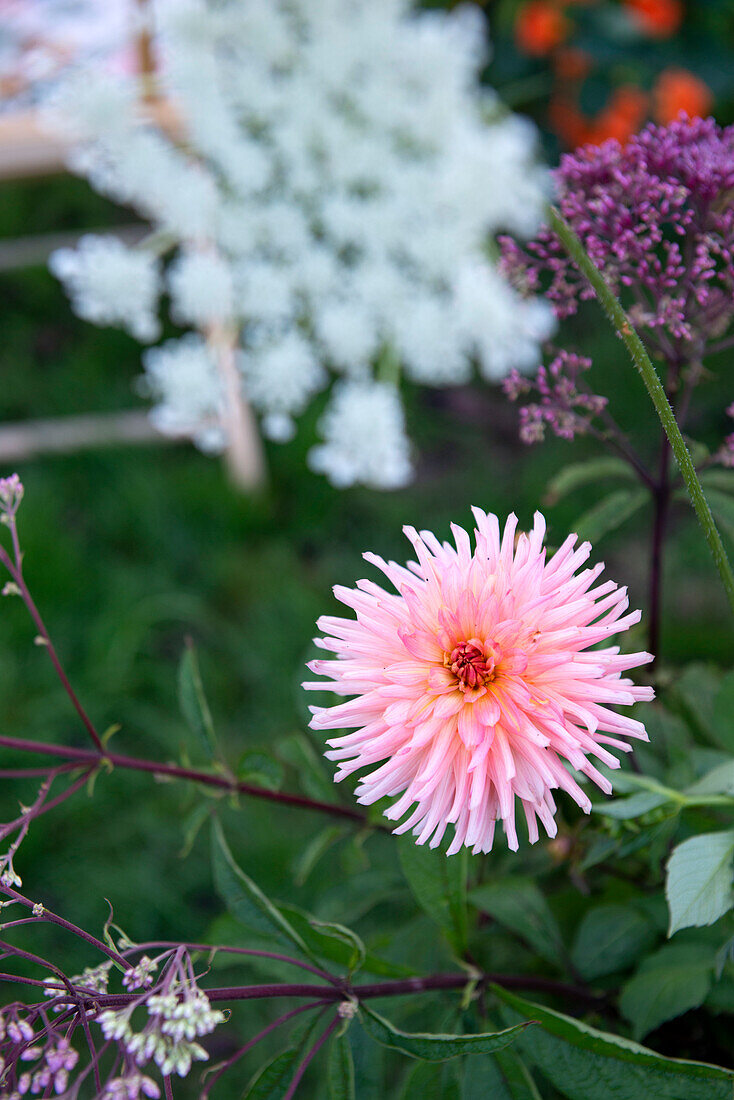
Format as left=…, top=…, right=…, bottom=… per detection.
left=305, top=510, right=654, bottom=854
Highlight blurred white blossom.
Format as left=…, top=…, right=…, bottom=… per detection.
left=309, top=380, right=412, bottom=490
left=49, top=235, right=160, bottom=342
left=46, top=0, right=553, bottom=489
left=141, top=335, right=225, bottom=453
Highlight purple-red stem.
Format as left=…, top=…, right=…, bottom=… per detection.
left=283, top=1011, right=339, bottom=1100
left=0, top=734, right=370, bottom=826
left=77, top=972, right=604, bottom=1011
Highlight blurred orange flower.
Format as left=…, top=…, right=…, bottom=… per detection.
left=554, top=46, right=592, bottom=81
left=624, top=0, right=683, bottom=38
left=551, top=85, right=649, bottom=150
left=515, top=1, right=569, bottom=56
left=586, top=85, right=649, bottom=145
left=653, top=68, right=712, bottom=124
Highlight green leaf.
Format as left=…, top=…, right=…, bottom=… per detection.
left=295, top=826, right=349, bottom=886
left=571, top=904, right=658, bottom=980
left=712, top=672, right=734, bottom=752
left=666, top=831, right=734, bottom=934
left=700, top=469, right=734, bottom=495
left=397, top=838, right=468, bottom=953
left=469, top=879, right=565, bottom=968
left=178, top=642, right=219, bottom=761
left=545, top=457, right=634, bottom=504
left=619, top=944, right=714, bottom=1039
left=358, top=1003, right=531, bottom=1062
left=348, top=1021, right=384, bottom=1100
left=279, top=732, right=336, bottom=802
left=685, top=760, right=734, bottom=798
left=242, top=1048, right=299, bottom=1099
left=401, top=1060, right=461, bottom=1100
left=572, top=487, right=648, bottom=544
left=707, top=488, right=734, bottom=546
left=211, top=818, right=318, bottom=964
left=463, top=1052, right=541, bottom=1099
left=279, top=903, right=366, bottom=974
left=236, top=751, right=284, bottom=791
left=494, top=985, right=734, bottom=1099
left=328, top=1032, right=355, bottom=1100
left=594, top=791, right=670, bottom=819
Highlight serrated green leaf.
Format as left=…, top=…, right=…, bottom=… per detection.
left=666, top=831, right=734, bottom=934
left=211, top=818, right=318, bottom=964
left=494, top=985, right=734, bottom=1099
left=545, top=457, right=634, bottom=503
left=572, top=487, right=648, bottom=544
left=178, top=642, right=219, bottom=761
left=619, top=943, right=714, bottom=1039
left=328, top=1032, right=355, bottom=1100
left=279, top=903, right=366, bottom=974
left=469, top=879, right=565, bottom=968
left=571, top=904, right=658, bottom=980
left=464, top=1051, right=541, bottom=1099
left=398, top=837, right=468, bottom=953
left=237, top=750, right=284, bottom=791
left=359, top=1003, right=531, bottom=1062
left=242, top=1048, right=298, bottom=1099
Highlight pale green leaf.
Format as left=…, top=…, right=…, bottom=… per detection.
left=666, top=831, right=734, bottom=934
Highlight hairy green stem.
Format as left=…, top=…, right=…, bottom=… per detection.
left=548, top=207, right=734, bottom=617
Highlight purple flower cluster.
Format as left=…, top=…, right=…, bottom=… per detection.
left=504, top=350, right=607, bottom=444
left=718, top=403, right=734, bottom=468
left=500, top=116, right=734, bottom=360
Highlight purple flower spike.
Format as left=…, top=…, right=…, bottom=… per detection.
left=500, top=115, right=734, bottom=362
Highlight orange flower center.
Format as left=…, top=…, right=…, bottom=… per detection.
left=447, top=641, right=495, bottom=690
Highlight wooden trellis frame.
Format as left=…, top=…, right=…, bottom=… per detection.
left=0, top=0, right=265, bottom=489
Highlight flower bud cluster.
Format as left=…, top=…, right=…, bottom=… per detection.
left=101, top=1072, right=161, bottom=1099
left=0, top=1012, right=78, bottom=1099
left=97, top=952, right=224, bottom=1080
left=504, top=351, right=607, bottom=444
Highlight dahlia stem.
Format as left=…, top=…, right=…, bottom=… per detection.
left=549, top=207, right=734, bottom=618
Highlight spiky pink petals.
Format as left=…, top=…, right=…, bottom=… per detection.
left=304, top=510, right=654, bottom=854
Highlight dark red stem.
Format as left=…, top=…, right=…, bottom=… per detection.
left=0, top=734, right=369, bottom=826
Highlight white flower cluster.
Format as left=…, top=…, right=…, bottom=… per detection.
left=309, top=380, right=412, bottom=489
left=49, top=235, right=161, bottom=342
left=98, top=980, right=224, bottom=1079
left=46, top=0, right=553, bottom=489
